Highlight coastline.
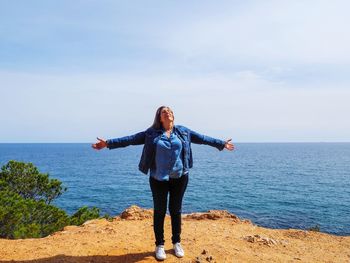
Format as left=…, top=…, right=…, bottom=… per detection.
left=1, top=143, right=350, bottom=237
left=0, top=206, right=349, bottom=263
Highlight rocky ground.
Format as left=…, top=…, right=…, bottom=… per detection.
left=0, top=205, right=349, bottom=263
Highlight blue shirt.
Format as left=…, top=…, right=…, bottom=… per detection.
left=150, top=131, right=184, bottom=181
left=106, top=125, right=226, bottom=175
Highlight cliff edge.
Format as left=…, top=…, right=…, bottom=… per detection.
left=0, top=205, right=349, bottom=262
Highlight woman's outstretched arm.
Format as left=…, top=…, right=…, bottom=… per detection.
left=92, top=131, right=146, bottom=150
left=189, top=129, right=234, bottom=151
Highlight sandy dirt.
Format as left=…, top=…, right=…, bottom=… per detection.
left=0, top=206, right=349, bottom=263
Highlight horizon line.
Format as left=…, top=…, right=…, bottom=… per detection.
left=1, top=141, right=350, bottom=144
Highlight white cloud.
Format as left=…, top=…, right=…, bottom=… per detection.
left=1, top=70, right=349, bottom=142
left=155, top=1, right=350, bottom=65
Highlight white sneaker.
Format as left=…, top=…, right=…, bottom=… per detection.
left=173, top=242, right=185, bottom=258
left=155, top=245, right=166, bottom=260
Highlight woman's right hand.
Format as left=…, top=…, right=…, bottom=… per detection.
left=92, top=137, right=107, bottom=150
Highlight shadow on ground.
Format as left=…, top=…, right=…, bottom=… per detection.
left=0, top=249, right=181, bottom=263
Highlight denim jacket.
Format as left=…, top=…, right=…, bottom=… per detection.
left=106, top=125, right=226, bottom=175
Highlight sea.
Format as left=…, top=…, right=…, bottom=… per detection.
left=0, top=143, right=349, bottom=236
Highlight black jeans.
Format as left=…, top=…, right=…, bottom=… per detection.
left=149, top=174, right=189, bottom=246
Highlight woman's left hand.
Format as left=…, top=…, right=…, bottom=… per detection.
left=224, top=139, right=234, bottom=151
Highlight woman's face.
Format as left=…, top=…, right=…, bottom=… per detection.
left=160, top=107, right=174, bottom=124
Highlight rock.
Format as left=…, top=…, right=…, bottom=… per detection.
left=243, top=234, right=279, bottom=246
left=206, top=255, right=214, bottom=262
left=185, top=210, right=242, bottom=222
left=242, top=219, right=253, bottom=224
left=201, top=249, right=207, bottom=255
left=120, top=205, right=153, bottom=220
left=82, top=219, right=99, bottom=226
left=265, top=237, right=277, bottom=245
left=194, top=256, right=202, bottom=263
left=245, top=235, right=256, bottom=243
left=280, top=240, right=289, bottom=246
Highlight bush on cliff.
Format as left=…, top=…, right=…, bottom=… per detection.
left=0, top=160, right=102, bottom=239
left=0, top=189, right=70, bottom=238
left=70, top=206, right=100, bottom=226
left=0, top=160, right=66, bottom=205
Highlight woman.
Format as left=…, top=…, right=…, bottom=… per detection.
left=92, top=106, right=234, bottom=260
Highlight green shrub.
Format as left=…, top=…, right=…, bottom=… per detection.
left=70, top=206, right=100, bottom=226
left=0, top=160, right=66, bottom=204
left=103, top=213, right=114, bottom=222
left=0, top=160, right=103, bottom=239
left=0, top=188, right=70, bottom=239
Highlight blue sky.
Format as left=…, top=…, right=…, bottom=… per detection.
left=1, top=0, right=349, bottom=142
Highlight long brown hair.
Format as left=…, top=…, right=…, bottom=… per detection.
left=151, top=106, right=174, bottom=130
